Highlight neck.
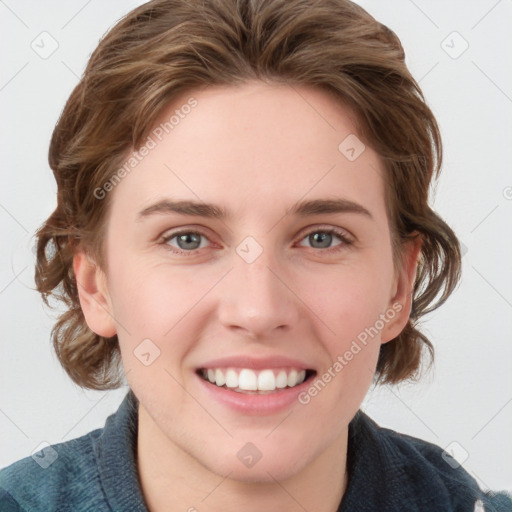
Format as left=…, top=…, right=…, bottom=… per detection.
left=137, top=404, right=348, bottom=512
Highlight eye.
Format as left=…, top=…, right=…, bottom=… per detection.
left=296, top=227, right=353, bottom=253
left=160, top=226, right=353, bottom=256
left=161, top=230, right=211, bottom=255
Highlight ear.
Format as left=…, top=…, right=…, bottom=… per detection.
left=73, top=250, right=117, bottom=338
left=381, top=235, right=422, bottom=344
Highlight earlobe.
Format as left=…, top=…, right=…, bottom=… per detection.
left=381, top=236, right=422, bottom=344
left=73, top=251, right=117, bottom=338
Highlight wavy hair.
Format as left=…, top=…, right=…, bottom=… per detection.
left=35, top=0, right=461, bottom=389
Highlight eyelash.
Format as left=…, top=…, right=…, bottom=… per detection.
left=160, top=226, right=354, bottom=256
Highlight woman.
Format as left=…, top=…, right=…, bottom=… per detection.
left=1, top=0, right=510, bottom=510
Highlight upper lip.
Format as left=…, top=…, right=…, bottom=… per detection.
left=198, top=355, right=315, bottom=371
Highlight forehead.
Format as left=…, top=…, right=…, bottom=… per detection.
left=109, top=81, right=386, bottom=222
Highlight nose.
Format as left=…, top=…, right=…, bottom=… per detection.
left=216, top=244, right=301, bottom=339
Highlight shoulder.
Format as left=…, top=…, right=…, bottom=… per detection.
left=0, top=428, right=109, bottom=512
left=389, top=429, right=512, bottom=511
left=346, top=411, right=512, bottom=511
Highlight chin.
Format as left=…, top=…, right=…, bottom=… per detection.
left=194, top=437, right=314, bottom=484
left=209, top=457, right=306, bottom=484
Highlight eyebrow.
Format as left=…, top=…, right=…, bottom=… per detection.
left=136, top=197, right=373, bottom=221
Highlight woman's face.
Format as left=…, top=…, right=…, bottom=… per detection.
left=76, top=80, right=417, bottom=482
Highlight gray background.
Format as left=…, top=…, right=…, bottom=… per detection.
left=1, top=0, right=511, bottom=493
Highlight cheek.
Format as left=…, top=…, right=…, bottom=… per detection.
left=106, top=259, right=197, bottom=349
left=296, top=257, right=394, bottom=405
left=301, top=258, right=395, bottom=344
left=106, top=264, right=209, bottom=404
left=106, top=258, right=224, bottom=366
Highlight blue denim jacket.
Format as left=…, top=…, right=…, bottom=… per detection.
left=1, top=390, right=510, bottom=511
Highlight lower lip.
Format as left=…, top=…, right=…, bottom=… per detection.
left=195, top=372, right=314, bottom=415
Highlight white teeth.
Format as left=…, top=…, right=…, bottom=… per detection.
left=200, top=367, right=309, bottom=392
left=275, top=370, right=288, bottom=388
left=287, top=369, right=298, bottom=387
left=225, top=369, right=238, bottom=388
left=238, top=369, right=258, bottom=391
left=215, top=368, right=226, bottom=386
left=257, top=370, right=276, bottom=391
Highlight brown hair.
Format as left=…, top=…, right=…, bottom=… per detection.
left=35, top=0, right=461, bottom=390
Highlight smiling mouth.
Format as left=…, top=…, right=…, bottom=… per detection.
left=197, top=367, right=316, bottom=394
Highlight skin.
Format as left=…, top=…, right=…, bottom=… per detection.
left=74, top=80, right=420, bottom=512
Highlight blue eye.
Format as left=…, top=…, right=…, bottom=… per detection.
left=160, top=227, right=353, bottom=256
left=298, top=229, right=351, bottom=251
left=162, top=231, right=208, bottom=254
